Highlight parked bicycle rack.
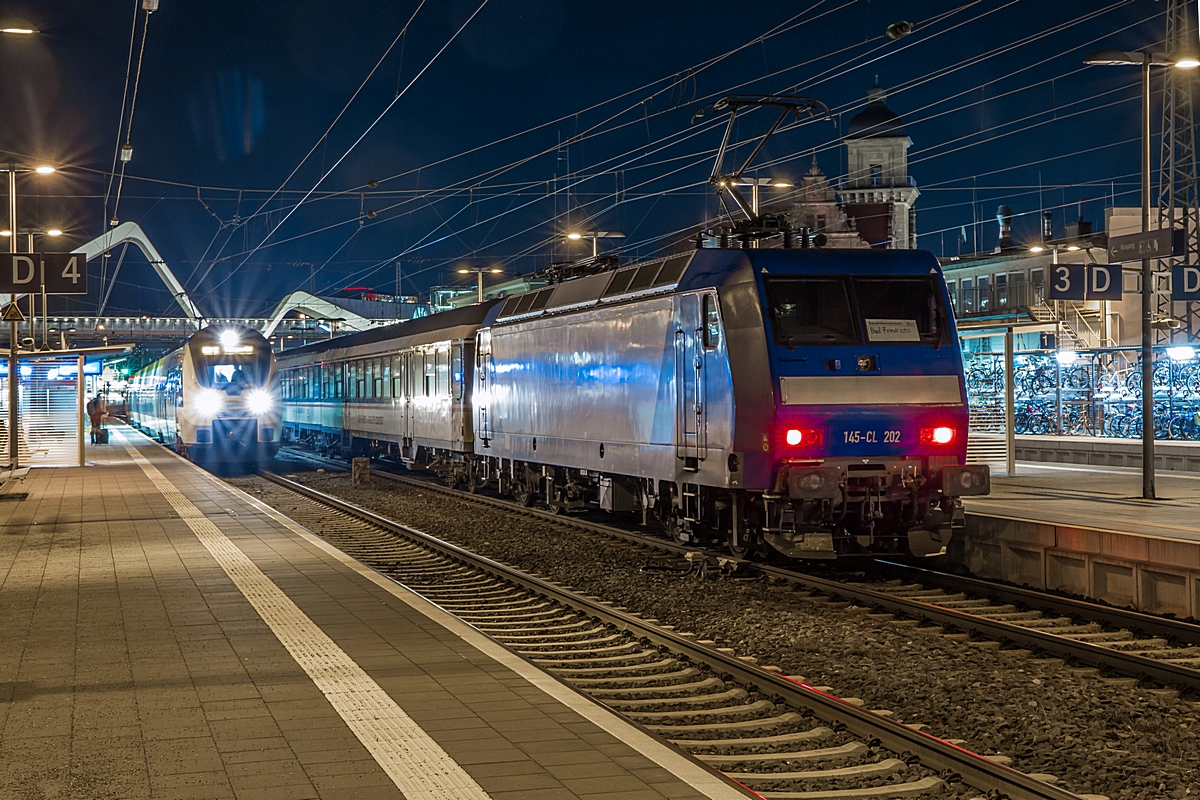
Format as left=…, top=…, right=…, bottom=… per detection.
left=964, top=345, right=1200, bottom=443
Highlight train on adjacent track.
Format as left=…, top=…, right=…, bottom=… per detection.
left=277, top=247, right=990, bottom=559
left=127, top=324, right=282, bottom=466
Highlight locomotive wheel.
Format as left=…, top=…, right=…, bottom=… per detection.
left=511, top=480, right=536, bottom=507
left=663, top=511, right=692, bottom=545
left=727, top=530, right=765, bottom=559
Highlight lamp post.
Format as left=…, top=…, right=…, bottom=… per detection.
left=456, top=265, right=502, bottom=303
left=1, top=164, right=56, bottom=469
left=1085, top=48, right=1199, bottom=500
left=565, top=230, right=626, bottom=259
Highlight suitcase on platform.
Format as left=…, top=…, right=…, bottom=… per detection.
left=95, top=429, right=109, bottom=444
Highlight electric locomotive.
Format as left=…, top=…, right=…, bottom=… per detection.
left=472, top=247, right=989, bottom=559
left=277, top=247, right=988, bottom=559
left=127, top=325, right=281, bottom=465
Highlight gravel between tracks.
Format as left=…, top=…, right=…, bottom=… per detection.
left=232, top=469, right=1200, bottom=800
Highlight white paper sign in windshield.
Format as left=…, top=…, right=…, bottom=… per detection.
left=865, top=319, right=920, bottom=342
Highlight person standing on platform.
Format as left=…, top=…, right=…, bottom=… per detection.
left=87, top=396, right=104, bottom=444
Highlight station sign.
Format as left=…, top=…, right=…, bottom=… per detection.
left=1046, top=263, right=1122, bottom=301
left=0, top=252, right=88, bottom=295
left=1107, top=228, right=1185, bottom=263
left=1172, top=265, right=1200, bottom=300
left=1088, top=265, right=1122, bottom=300
left=1046, top=263, right=1086, bottom=300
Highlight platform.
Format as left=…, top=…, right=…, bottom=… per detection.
left=960, top=462, right=1200, bottom=621
left=0, top=425, right=753, bottom=800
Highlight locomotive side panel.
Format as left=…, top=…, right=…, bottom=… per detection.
left=481, top=292, right=734, bottom=485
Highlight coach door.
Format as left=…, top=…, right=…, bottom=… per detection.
left=476, top=330, right=493, bottom=446
left=675, top=294, right=705, bottom=470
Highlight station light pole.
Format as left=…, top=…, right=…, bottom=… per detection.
left=565, top=230, right=626, bottom=259
left=1084, top=48, right=1199, bottom=500
left=2, top=164, right=56, bottom=469
left=456, top=265, right=502, bottom=304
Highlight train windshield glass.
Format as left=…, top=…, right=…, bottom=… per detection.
left=196, top=356, right=266, bottom=391
left=853, top=277, right=943, bottom=344
left=765, top=278, right=859, bottom=346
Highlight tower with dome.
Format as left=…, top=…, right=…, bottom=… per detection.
left=838, top=81, right=920, bottom=249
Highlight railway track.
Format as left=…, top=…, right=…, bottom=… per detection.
left=273, top=446, right=1200, bottom=695
left=247, top=466, right=1091, bottom=800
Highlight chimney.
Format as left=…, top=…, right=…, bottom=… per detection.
left=995, top=205, right=1015, bottom=251
left=1065, top=202, right=1093, bottom=243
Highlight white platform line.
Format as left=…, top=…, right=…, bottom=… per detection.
left=116, top=432, right=491, bottom=800
left=209, top=461, right=756, bottom=799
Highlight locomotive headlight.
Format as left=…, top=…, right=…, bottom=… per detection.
left=193, top=388, right=222, bottom=417
left=246, top=388, right=273, bottom=416
left=219, top=329, right=240, bottom=350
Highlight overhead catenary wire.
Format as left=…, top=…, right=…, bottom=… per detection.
left=211, top=0, right=490, bottom=296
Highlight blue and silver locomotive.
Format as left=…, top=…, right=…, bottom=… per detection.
left=279, top=247, right=989, bottom=559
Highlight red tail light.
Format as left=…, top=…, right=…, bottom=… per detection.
left=785, top=428, right=824, bottom=447
left=920, top=426, right=956, bottom=445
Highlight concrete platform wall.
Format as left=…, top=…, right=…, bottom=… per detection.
left=1015, top=435, right=1200, bottom=472
left=947, top=514, right=1200, bottom=621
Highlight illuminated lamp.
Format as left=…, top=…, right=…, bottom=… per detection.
left=920, top=427, right=956, bottom=445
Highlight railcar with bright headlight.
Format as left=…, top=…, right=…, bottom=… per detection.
left=128, top=325, right=281, bottom=466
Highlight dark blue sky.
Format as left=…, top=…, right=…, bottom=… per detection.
left=0, top=0, right=1170, bottom=317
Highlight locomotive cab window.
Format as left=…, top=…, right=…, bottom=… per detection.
left=703, top=294, right=721, bottom=349
left=765, top=277, right=858, bottom=346
left=854, top=276, right=945, bottom=344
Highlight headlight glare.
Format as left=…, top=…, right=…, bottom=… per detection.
left=246, top=388, right=273, bottom=416
left=193, top=388, right=222, bottom=417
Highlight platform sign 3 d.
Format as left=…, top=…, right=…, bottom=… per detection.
left=0, top=252, right=88, bottom=295
left=1046, top=263, right=1086, bottom=300
left=1172, top=265, right=1200, bottom=301
left=1088, top=265, right=1123, bottom=300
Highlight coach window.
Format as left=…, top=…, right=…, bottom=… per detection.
left=374, top=358, right=384, bottom=398
left=451, top=345, right=464, bottom=400
left=393, top=356, right=403, bottom=398
left=365, top=360, right=374, bottom=399
left=946, top=280, right=957, bottom=312
left=335, top=366, right=343, bottom=399
left=423, top=353, right=433, bottom=397
left=702, top=294, right=720, bottom=348
left=436, top=349, right=449, bottom=396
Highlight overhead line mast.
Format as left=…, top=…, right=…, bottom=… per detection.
left=1159, top=0, right=1200, bottom=341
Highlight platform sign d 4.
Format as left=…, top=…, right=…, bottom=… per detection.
left=0, top=252, right=88, bottom=295
left=1088, top=265, right=1122, bottom=300
left=1047, top=263, right=1086, bottom=300
left=1172, top=265, right=1200, bottom=301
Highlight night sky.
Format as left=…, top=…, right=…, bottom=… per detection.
left=0, top=0, right=1170, bottom=318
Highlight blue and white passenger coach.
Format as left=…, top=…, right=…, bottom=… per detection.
left=279, top=247, right=989, bottom=559
left=128, top=325, right=281, bottom=465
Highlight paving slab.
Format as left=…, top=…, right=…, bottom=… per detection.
left=0, top=424, right=754, bottom=799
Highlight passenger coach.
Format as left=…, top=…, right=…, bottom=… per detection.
left=278, top=304, right=495, bottom=486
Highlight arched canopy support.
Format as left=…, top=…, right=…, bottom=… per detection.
left=262, top=291, right=376, bottom=338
